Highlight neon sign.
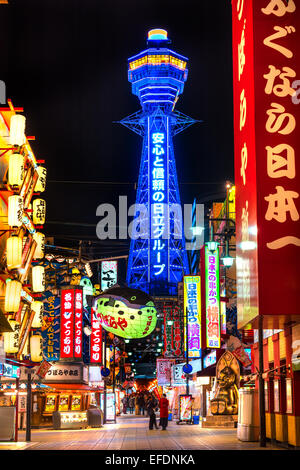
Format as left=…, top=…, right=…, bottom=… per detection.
left=183, top=276, right=201, bottom=358
left=205, top=245, right=220, bottom=348
left=150, top=131, right=167, bottom=278
left=60, top=287, right=83, bottom=359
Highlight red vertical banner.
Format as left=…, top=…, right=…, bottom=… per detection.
left=74, top=288, right=83, bottom=358
left=231, top=0, right=300, bottom=328
left=60, top=288, right=75, bottom=359
left=90, top=307, right=102, bottom=364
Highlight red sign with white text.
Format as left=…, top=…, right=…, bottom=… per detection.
left=74, top=289, right=83, bottom=358
left=90, top=307, right=102, bottom=363
left=60, top=288, right=75, bottom=359
left=231, top=0, right=300, bottom=328
left=60, top=287, right=83, bottom=359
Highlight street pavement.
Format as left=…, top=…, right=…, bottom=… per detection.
left=0, top=414, right=285, bottom=451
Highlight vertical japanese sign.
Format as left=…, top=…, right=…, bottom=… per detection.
left=74, top=288, right=83, bottom=358
left=60, top=288, right=74, bottom=359
left=156, top=358, right=175, bottom=386
left=100, top=261, right=118, bottom=291
left=60, top=287, right=83, bottom=359
left=90, top=308, right=102, bottom=363
left=42, top=291, right=60, bottom=361
left=163, top=306, right=173, bottom=357
left=205, top=246, right=221, bottom=348
left=231, top=0, right=300, bottom=327
left=183, top=276, right=201, bottom=358
left=150, top=125, right=168, bottom=283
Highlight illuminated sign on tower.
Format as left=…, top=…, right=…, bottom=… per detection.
left=119, top=29, right=197, bottom=296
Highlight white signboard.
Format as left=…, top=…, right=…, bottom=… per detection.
left=43, top=364, right=88, bottom=383
left=101, top=261, right=118, bottom=291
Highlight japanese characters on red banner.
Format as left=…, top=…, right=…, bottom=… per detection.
left=60, top=287, right=83, bottom=359
left=183, top=276, right=201, bottom=358
left=74, top=289, right=83, bottom=358
left=90, top=308, right=102, bottom=363
left=231, top=0, right=300, bottom=327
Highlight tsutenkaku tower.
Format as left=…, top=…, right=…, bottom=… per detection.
left=119, top=29, right=198, bottom=296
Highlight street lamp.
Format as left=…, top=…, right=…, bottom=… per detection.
left=207, top=240, right=219, bottom=252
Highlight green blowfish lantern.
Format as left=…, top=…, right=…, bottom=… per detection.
left=95, top=286, right=157, bottom=339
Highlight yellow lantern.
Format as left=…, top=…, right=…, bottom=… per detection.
left=33, top=232, right=45, bottom=259
left=30, top=334, right=43, bottom=362
left=3, top=320, right=20, bottom=354
left=8, top=195, right=23, bottom=227
left=4, top=279, right=22, bottom=312
left=31, top=300, right=43, bottom=328
left=34, top=166, right=47, bottom=193
left=9, top=114, right=26, bottom=147
left=32, top=198, right=46, bottom=225
left=8, top=153, right=24, bottom=188
left=6, top=235, right=23, bottom=270
left=32, top=265, right=45, bottom=292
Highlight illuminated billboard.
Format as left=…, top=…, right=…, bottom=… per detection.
left=205, top=245, right=220, bottom=348
left=183, top=276, right=201, bottom=358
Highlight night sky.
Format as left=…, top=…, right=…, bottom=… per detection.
left=1, top=0, right=234, bottom=260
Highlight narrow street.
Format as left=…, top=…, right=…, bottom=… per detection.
left=0, top=415, right=283, bottom=451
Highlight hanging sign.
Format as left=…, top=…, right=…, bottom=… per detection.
left=90, top=308, right=102, bottom=364
left=205, top=246, right=220, bottom=348
left=231, top=0, right=300, bottom=328
left=101, top=261, right=118, bottom=291
left=156, top=358, right=175, bottom=386
left=42, top=291, right=60, bottom=362
left=183, top=276, right=201, bottom=358
left=60, top=287, right=83, bottom=359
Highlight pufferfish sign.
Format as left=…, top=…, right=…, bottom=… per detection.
left=94, top=286, right=157, bottom=339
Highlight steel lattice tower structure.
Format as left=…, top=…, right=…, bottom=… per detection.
left=118, top=29, right=198, bottom=296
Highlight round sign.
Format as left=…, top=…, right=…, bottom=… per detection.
left=183, top=363, right=193, bottom=374
left=101, top=367, right=110, bottom=377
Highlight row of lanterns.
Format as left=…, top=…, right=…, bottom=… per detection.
left=8, top=195, right=46, bottom=227
left=3, top=114, right=46, bottom=362
left=3, top=319, right=43, bottom=361
left=8, top=154, right=47, bottom=192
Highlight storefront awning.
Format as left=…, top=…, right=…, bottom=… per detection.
left=45, top=383, right=100, bottom=392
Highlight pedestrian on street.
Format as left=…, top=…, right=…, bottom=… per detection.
left=138, top=393, right=145, bottom=415
left=147, top=396, right=158, bottom=430
left=128, top=394, right=135, bottom=414
left=122, top=395, right=128, bottom=414
left=159, top=393, right=169, bottom=430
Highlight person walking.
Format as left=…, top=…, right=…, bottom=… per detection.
left=128, top=394, right=135, bottom=414
left=146, top=395, right=158, bottom=430
left=122, top=395, right=128, bottom=414
left=159, top=393, right=169, bottom=430
left=139, top=393, right=145, bottom=416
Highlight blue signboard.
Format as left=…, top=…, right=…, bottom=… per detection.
left=42, top=290, right=60, bottom=361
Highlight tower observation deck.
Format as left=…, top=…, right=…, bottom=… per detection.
left=119, top=29, right=198, bottom=296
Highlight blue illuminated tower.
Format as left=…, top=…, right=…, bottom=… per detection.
left=119, top=29, right=198, bottom=296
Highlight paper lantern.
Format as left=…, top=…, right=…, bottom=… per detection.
left=9, top=114, right=26, bottom=147
left=34, top=166, right=47, bottom=193
left=32, top=198, right=46, bottom=225
left=8, top=195, right=23, bottom=227
left=30, top=334, right=43, bottom=362
left=8, top=153, right=24, bottom=188
left=6, top=235, right=23, bottom=270
left=5, top=279, right=22, bottom=312
left=32, top=265, right=45, bottom=292
left=33, top=232, right=45, bottom=259
left=3, top=320, right=20, bottom=354
left=31, top=300, right=43, bottom=328
left=95, top=286, right=157, bottom=339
